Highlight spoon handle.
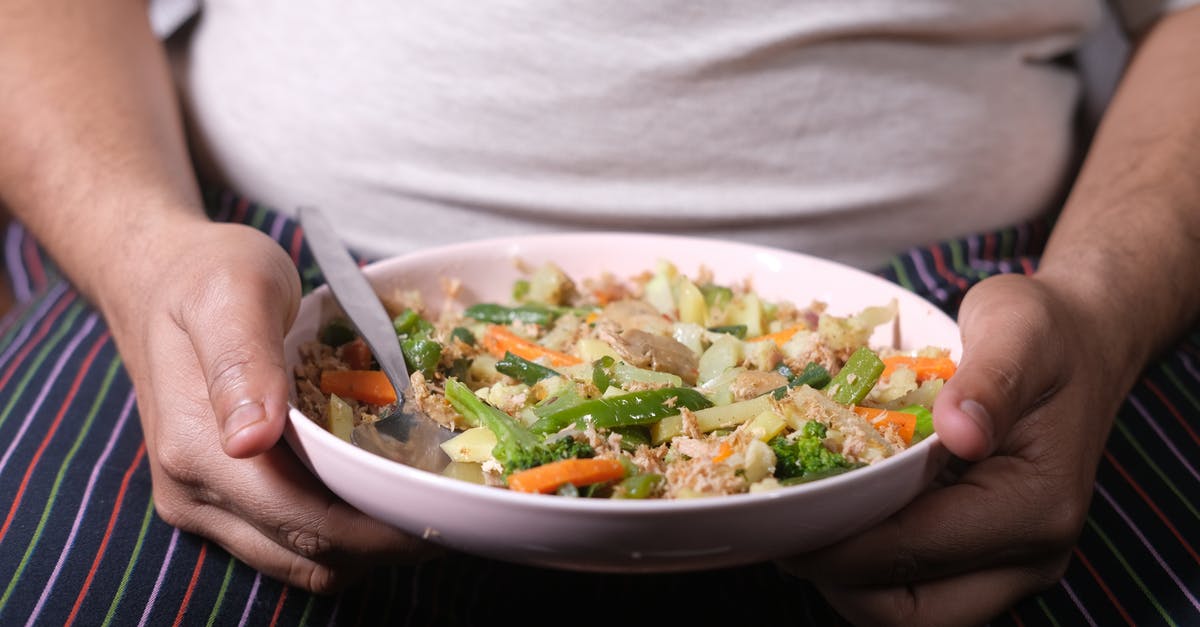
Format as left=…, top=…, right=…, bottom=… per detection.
left=297, top=206, right=411, bottom=399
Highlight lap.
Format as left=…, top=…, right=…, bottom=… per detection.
left=0, top=192, right=1195, bottom=626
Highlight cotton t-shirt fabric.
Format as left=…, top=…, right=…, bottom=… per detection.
left=169, top=0, right=1200, bottom=266
left=165, top=0, right=1195, bottom=269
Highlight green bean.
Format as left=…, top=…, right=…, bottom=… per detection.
left=450, top=326, right=476, bottom=346
left=392, top=309, right=434, bottom=337
left=464, top=303, right=558, bottom=326
left=591, top=356, right=616, bottom=393
left=613, top=473, right=663, bottom=499
left=529, top=387, right=714, bottom=433
left=773, top=361, right=832, bottom=398
left=496, top=351, right=561, bottom=385
left=401, top=337, right=442, bottom=378
left=901, top=404, right=935, bottom=441
left=824, top=347, right=885, bottom=405
left=707, top=324, right=747, bottom=339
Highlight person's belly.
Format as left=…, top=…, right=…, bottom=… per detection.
left=172, top=0, right=1095, bottom=268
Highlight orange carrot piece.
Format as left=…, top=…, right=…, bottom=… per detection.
left=481, top=324, right=582, bottom=367
left=340, top=338, right=374, bottom=371
left=712, top=441, right=734, bottom=463
left=853, top=406, right=917, bottom=445
left=319, top=369, right=397, bottom=406
left=506, top=458, right=627, bottom=494
left=748, top=324, right=806, bottom=347
left=881, top=356, right=957, bottom=382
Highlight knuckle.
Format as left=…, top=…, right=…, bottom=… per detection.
left=1040, top=495, right=1088, bottom=546
left=150, top=486, right=201, bottom=533
left=151, top=493, right=186, bottom=529
left=154, top=438, right=205, bottom=487
left=276, top=509, right=335, bottom=561
left=205, top=347, right=257, bottom=399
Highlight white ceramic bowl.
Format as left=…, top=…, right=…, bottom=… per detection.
left=283, top=232, right=959, bottom=573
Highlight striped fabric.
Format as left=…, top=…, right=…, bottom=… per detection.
left=0, top=190, right=1195, bottom=626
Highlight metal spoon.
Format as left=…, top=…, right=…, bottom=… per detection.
left=298, top=206, right=452, bottom=472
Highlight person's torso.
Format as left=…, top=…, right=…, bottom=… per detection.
left=172, top=0, right=1098, bottom=268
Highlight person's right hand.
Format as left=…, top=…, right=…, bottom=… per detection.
left=101, top=217, right=429, bottom=593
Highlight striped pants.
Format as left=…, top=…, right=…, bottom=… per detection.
left=0, top=190, right=1197, bottom=626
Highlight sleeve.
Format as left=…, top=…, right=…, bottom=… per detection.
left=1107, top=0, right=1200, bottom=37
left=148, top=0, right=201, bottom=39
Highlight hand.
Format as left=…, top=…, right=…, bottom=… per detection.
left=104, top=219, right=428, bottom=593
left=778, top=272, right=1138, bottom=626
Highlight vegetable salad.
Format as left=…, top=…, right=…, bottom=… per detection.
left=293, top=260, right=956, bottom=498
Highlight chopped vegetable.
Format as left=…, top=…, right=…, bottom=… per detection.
left=712, top=441, right=734, bottom=463
left=319, top=318, right=358, bottom=347
left=319, top=369, right=397, bottom=406
left=708, top=324, right=748, bottom=339
left=613, top=473, right=664, bottom=499
left=769, top=421, right=855, bottom=481
left=495, top=351, right=561, bottom=385
left=824, top=346, right=885, bottom=405
left=465, top=303, right=559, bottom=326
left=327, top=393, right=354, bottom=442
left=507, top=458, right=627, bottom=494
left=772, top=361, right=831, bottom=398
left=529, top=387, right=713, bottom=433
left=481, top=325, right=582, bottom=367
left=852, top=406, right=917, bottom=445
left=749, top=324, right=806, bottom=347
left=445, top=378, right=593, bottom=475
left=901, top=404, right=935, bottom=442
left=392, top=309, right=433, bottom=337
left=340, top=337, right=374, bottom=370
left=400, top=336, right=441, bottom=379
left=391, top=308, right=442, bottom=378
left=450, top=326, right=477, bottom=346
left=882, top=356, right=957, bottom=382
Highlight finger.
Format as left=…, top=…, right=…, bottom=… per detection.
left=153, top=445, right=434, bottom=591
left=779, top=455, right=1070, bottom=585
left=815, top=557, right=1067, bottom=627
left=934, top=274, right=1063, bottom=460
left=179, top=229, right=302, bottom=458
left=175, top=500, right=423, bottom=594
left=180, top=504, right=364, bottom=594
left=230, top=445, right=433, bottom=564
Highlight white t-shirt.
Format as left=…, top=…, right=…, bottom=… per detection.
left=163, top=0, right=1195, bottom=268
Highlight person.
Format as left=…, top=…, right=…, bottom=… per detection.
left=0, top=1, right=1197, bottom=625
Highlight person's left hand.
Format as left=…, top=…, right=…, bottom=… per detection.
left=777, top=272, right=1140, bottom=627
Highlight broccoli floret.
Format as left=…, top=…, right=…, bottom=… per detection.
left=769, top=421, right=854, bottom=481
left=445, top=378, right=594, bottom=476
left=502, top=436, right=595, bottom=475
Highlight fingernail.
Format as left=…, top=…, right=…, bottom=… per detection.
left=224, top=401, right=266, bottom=440
left=959, top=399, right=993, bottom=451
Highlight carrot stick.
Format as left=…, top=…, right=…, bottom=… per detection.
left=748, top=324, right=806, bottom=347
left=482, top=324, right=582, bottom=367
left=881, top=356, right=957, bottom=382
left=319, top=370, right=397, bottom=405
left=506, top=458, right=627, bottom=494
left=853, top=406, right=917, bottom=445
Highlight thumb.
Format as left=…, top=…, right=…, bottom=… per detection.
left=933, top=274, right=1062, bottom=461
left=181, top=236, right=302, bottom=459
